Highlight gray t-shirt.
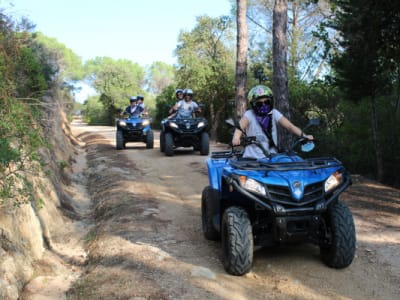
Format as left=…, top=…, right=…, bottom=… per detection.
left=175, top=100, right=199, bottom=118
left=242, top=109, right=283, bottom=159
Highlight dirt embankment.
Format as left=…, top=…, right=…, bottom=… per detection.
left=0, top=99, right=86, bottom=300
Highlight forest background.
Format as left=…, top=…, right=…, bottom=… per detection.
left=1, top=0, right=400, bottom=209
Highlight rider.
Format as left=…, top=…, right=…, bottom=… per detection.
left=137, top=94, right=148, bottom=116
left=123, top=96, right=143, bottom=117
left=169, top=88, right=200, bottom=118
left=232, top=85, right=313, bottom=159
left=168, top=89, right=183, bottom=116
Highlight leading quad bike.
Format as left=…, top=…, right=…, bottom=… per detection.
left=201, top=118, right=356, bottom=276
left=115, top=113, right=154, bottom=150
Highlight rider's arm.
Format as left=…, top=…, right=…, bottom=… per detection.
left=279, top=116, right=314, bottom=140
left=232, top=116, right=249, bottom=146
left=169, top=102, right=179, bottom=114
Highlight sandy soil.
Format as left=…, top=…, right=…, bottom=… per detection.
left=22, top=121, right=400, bottom=300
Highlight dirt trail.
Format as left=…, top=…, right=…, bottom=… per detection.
left=24, top=121, right=400, bottom=299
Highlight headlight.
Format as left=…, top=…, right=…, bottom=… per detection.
left=197, top=121, right=205, bottom=128
left=239, top=176, right=266, bottom=196
left=169, top=122, right=178, bottom=129
left=142, top=119, right=150, bottom=126
left=118, top=121, right=127, bottom=127
left=324, top=171, right=343, bottom=193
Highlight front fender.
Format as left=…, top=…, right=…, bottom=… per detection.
left=206, top=158, right=229, bottom=191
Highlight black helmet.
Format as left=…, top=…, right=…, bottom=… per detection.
left=129, top=96, right=137, bottom=102
left=175, top=89, right=183, bottom=96
left=183, top=88, right=193, bottom=97
left=137, top=94, right=144, bottom=101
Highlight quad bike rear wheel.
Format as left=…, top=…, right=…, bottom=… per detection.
left=320, top=200, right=356, bottom=268
left=222, top=206, right=253, bottom=275
left=201, top=186, right=220, bottom=241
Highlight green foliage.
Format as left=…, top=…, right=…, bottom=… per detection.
left=15, top=47, right=48, bottom=97
left=84, top=57, right=146, bottom=124
left=326, top=0, right=400, bottom=183
left=146, top=61, right=175, bottom=95
left=153, top=85, right=176, bottom=128
left=34, top=32, right=84, bottom=81
left=174, top=15, right=236, bottom=140
left=82, top=95, right=110, bottom=125
left=0, top=11, right=50, bottom=205
left=59, top=160, right=68, bottom=170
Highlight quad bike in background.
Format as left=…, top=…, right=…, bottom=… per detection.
left=115, top=113, right=154, bottom=150
left=201, top=118, right=356, bottom=275
left=160, top=105, right=209, bottom=156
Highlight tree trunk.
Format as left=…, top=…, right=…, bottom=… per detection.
left=235, top=0, right=248, bottom=119
left=273, top=0, right=290, bottom=151
left=370, top=95, right=384, bottom=181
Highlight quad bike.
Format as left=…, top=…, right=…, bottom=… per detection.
left=201, top=118, right=356, bottom=275
left=160, top=106, right=209, bottom=156
left=115, top=113, right=154, bottom=150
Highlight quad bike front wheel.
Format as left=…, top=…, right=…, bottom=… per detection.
left=160, top=132, right=165, bottom=152
left=201, top=186, right=220, bottom=241
left=222, top=206, right=253, bottom=276
left=116, top=130, right=124, bottom=150
left=164, top=132, right=174, bottom=156
left=146, top=130, right=154, bottom=149
left=200, top=132, right=210, bottom=156
left=320, top=200, right=356, bottom=268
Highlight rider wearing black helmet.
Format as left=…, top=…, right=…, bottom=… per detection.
left=136, top=94, right=148, bottom=116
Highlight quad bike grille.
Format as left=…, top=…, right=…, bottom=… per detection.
left=266, top=181, right=324, bottom=207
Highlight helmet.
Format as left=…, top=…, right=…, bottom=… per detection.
left=129, top=96, right=137, bottom=102
left=248, top=85, right=273, bottom=103
left=137, top=94, right=144, bottom=101
left=175, top=89, right=183, bottom=97
left=183, top=88, right=193, bottom=97
left=248, top=85, right=273, bottom=116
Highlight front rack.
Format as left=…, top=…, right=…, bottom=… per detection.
left=229, top=156, right=343, bottom=171
left=211, top=149, right=342, bottom=171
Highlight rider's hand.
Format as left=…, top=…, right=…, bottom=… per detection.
left=302, top=133, right=314, bottom=140
left=232, top=135, right=241, bottom=146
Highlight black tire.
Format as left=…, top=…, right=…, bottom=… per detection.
left=222, top=206, right=253, bottom=275
left=200, top=132, right=210, bottom=156
left=116, top=130, right=124, bottom=150
left=320, top=200, right=356, bottom=268
left=164, top=132, right=174, bottom=156
left=146, top=130, right=154, bottom=149
left=160, top=132, right=165, bottom=152
left=201, top=186, right=220, bottom=241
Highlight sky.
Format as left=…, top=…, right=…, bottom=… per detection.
left=6, top=0, right=233, bottom=66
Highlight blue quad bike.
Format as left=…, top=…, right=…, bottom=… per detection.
left=160, top=107, right=209, bottom=156
left=202, top=118, right=356, bottom=276
left=115, top=113, right=154, bottom=150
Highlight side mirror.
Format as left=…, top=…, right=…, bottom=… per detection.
left=301, top=141, right=315, bottom=152
left=225, top=118, right=236, bottom=127
left=308, top=118, right=320, bottom=126
left=302, top=118, right=320, bottom=132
